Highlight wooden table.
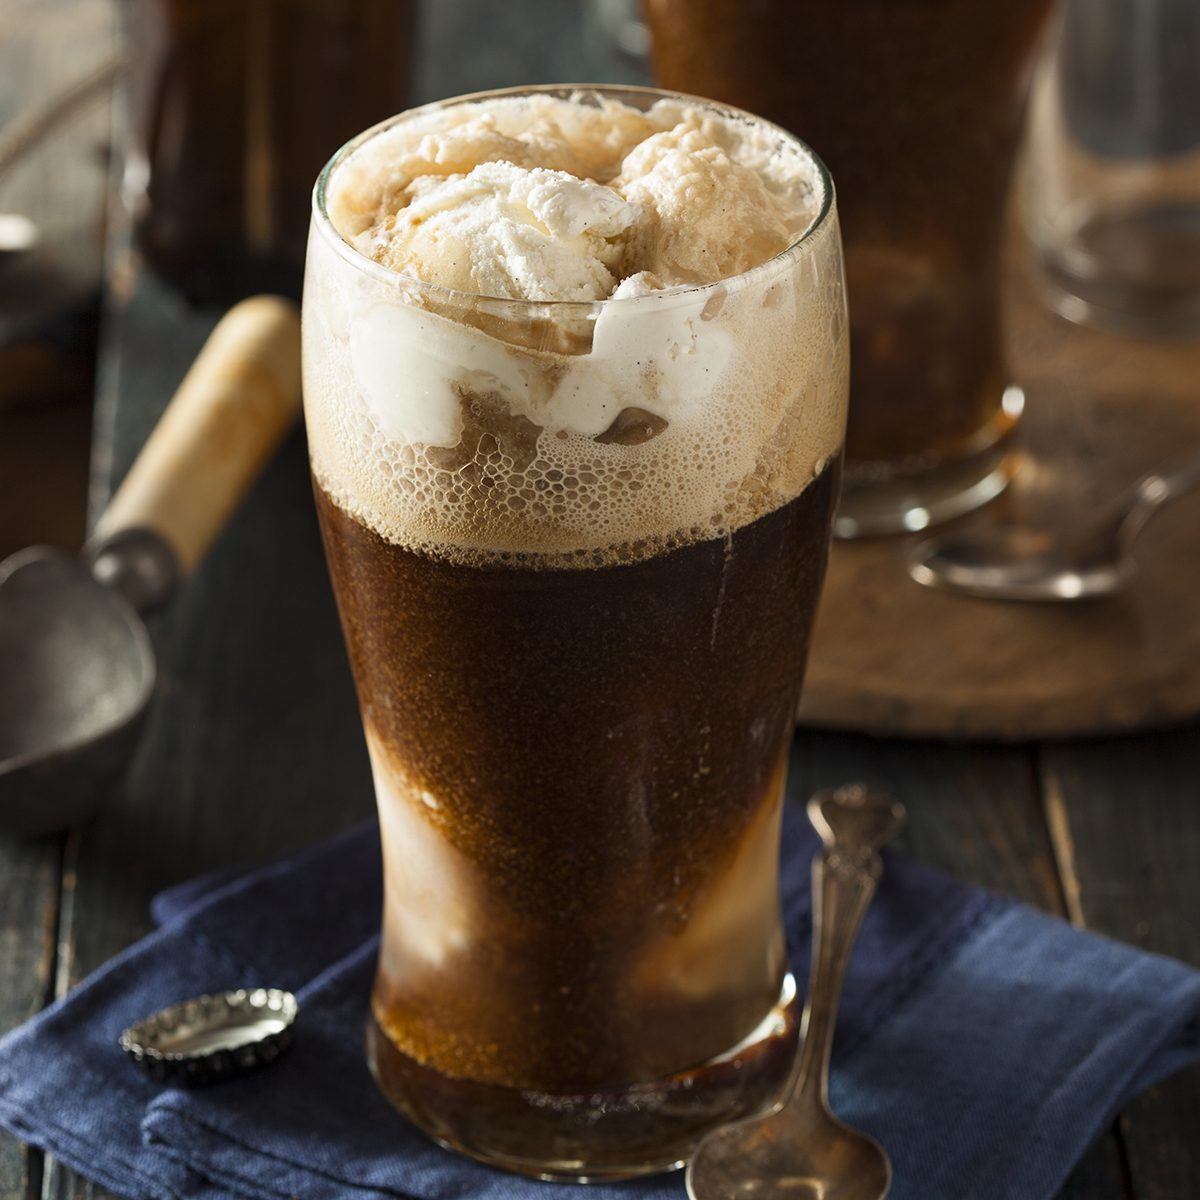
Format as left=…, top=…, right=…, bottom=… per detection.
left=1, top=4, right=1197, bottom=1198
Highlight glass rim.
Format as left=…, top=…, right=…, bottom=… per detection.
left=310, top=83, right=837, bottom=314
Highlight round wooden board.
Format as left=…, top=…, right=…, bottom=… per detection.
left=798, top=246, right=1200, bottom=742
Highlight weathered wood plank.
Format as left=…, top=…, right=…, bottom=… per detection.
left=795, top=732, right=1058, bottom=903
left=0, top=836, right=61, bottom=1200
left=1041, top=728, right=1200, bottom=1200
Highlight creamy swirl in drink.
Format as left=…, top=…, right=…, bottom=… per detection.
left=302, top=87, right=848, bottom=1178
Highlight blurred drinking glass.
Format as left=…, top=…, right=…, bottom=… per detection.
left=1027, top=0, right=1200, bottom=338
left=125, top=0, right=416, bottom=304
left=644, top=0, right=1055, bottom=536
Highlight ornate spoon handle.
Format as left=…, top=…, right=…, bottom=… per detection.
left=790, top=785, right=906, bottom=1106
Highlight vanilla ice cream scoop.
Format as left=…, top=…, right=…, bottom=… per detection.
left=344, top=96, right=812, bottom=304
left=615, top=126, right=799, bottom=285
left=365, top=162, right=641, bottom=302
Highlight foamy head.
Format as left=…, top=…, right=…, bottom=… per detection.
left=303, top=86, right=848, bottom=567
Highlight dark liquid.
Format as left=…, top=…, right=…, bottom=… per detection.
left=128, top=0, right=415, bottom=303
left=365, top=984, right=799, bottom=1180
left=646, top=0, right=1052, bottom=474
left=314, top=458, right=839, bottom=1173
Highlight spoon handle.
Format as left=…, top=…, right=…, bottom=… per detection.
left=1118, top=453, right=1200, bottom=552
left=88, top=297, right=301, bottom=597
left=792, top=786, right=906, bottom=1105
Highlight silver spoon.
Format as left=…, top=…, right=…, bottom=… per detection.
left=908, top=451, right=1200, bottom=602
left=687, top=784, right=905, bottom=1200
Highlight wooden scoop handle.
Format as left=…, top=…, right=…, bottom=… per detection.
left=92, top=296, right=302, bottom=577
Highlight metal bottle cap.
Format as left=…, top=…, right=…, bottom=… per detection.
left=120, top=988, right=298, bottom=1085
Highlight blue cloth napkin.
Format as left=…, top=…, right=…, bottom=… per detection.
left=2, top=807, right=1198, bottom=1200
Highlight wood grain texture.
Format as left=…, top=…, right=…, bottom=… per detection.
left=794, top=732, right=1050, bottom=901
left=0, top=836, right=60, bottom=1200
left=1040, top=729, right=1200, bottom=1200
left=799, top=248, right=1200, bottom=741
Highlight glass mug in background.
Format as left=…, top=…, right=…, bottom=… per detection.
left=125, top=0, right=416, bottom=304
left=1027, top=0, right=1200, bottom=337
left=645, top=0, right=1055, bottom=536
left=303, top=87, right=848, bottom=1178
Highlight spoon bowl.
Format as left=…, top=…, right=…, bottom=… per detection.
left=909, top=526, right=1130, bottom=601
left=689, top=1103, right=890, bottom=1200
left=909, top=452, right=1200, bottom=602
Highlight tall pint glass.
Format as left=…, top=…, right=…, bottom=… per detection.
left=302, top=86, right=848, bottom=1179
left=646, top=0, right=1054, bottom=536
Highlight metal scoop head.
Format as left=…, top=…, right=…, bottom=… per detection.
left=0, top=546, right=155, bottom=834
left=0, top=296, right=302, bottom=837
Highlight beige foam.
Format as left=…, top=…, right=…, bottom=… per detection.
left=304, top=92, right=849, bottom=568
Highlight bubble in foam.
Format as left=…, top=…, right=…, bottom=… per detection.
left=304, top=93, right=848, bottom=568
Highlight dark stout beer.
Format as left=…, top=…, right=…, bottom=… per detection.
left=314, top=460, right=838, bottom=1167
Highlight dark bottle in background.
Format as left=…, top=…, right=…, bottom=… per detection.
left=126, top=0, right=416, bottom=304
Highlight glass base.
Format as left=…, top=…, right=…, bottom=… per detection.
left=835, top=396, right=1021, bottom=538
left=366, top=974, right=799, bottom=1182
left=1033, top=202, right=1200, bottom=339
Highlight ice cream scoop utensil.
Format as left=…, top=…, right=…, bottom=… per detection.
left=686, top=784, right=905, bottom=1200
left=0, top=297, right=301, bottom=834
